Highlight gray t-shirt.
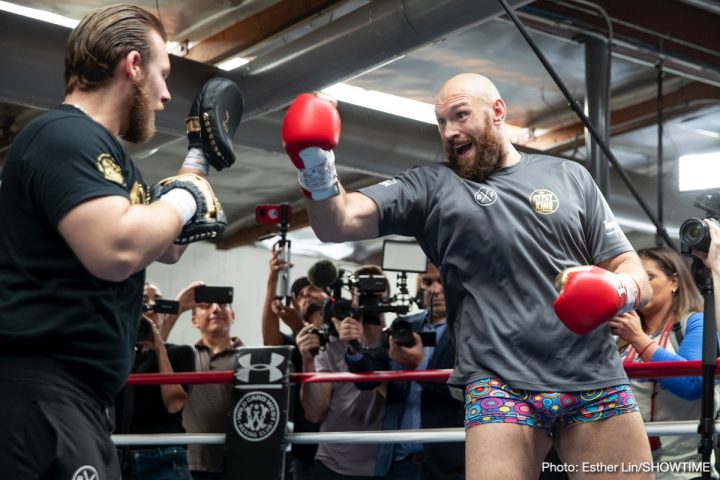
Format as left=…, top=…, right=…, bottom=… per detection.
left=360, top=154, right=633, bottom=391
left=313, top=338, right=385, bottom=476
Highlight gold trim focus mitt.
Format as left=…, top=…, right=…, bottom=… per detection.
left=150, top=173, right=227, bottom=244
left=186, top=77, right=244, bottom=171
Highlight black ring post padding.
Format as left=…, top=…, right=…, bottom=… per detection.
left=496, top=0, right=675, bottom=250
left=222, top=346, right=293, bottom=480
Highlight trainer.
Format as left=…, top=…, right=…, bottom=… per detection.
left=0, top=4, right=240, bottom=479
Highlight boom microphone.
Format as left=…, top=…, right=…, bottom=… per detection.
left=308, top=260, right=339, bottom=289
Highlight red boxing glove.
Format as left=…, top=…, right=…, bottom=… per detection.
left=553, top=266, right=639, bottom=335
left=282, top=93, right=341, bottom=200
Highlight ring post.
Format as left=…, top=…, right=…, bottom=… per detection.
left=222, top=346, right=293, bottom=480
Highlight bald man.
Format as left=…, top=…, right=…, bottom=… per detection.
left=281, top=74, right=653, bottom=479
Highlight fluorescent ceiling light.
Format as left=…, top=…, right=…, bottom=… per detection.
left=678, top=152, right=720, bottom=192
left=322, top=83, right=437, bottom=125
left=321, top=83, right=529, bottom=142
left=216, top=57, right=251, bottom=71
left=0, top=1, right=78, bottom=28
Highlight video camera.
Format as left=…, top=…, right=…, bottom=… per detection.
left=322, top=272, right=409, bottom=326
left=679, top=192, right=720, bottom=254
left=307, top=239, right=436, bottom=357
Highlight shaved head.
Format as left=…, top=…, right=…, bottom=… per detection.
left=434, top=73, right=511, bottom=183
left=435, top=73, right=502, bottom=110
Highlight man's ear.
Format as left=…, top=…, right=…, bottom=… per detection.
left=491, top=98, right=507, bottom=125
left=121, top=50, right=143, bottom=81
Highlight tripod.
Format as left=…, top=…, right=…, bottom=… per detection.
left=691, top=258, right=717, bottom=480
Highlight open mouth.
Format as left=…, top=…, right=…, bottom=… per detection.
left=454, top=143, right=473, bottom=157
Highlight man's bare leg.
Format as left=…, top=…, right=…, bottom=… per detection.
left=554, top=412, right=653, bottom=479
left=466, top=423, right=553, bottom=480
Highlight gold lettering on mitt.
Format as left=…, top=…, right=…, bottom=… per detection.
left=129, top=181, right=148, bottom=205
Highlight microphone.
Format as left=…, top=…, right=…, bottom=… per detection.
left=308, top=260, right=339, bottom=289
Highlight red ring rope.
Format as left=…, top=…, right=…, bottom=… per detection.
left=125, top=359, right=717, bottom=385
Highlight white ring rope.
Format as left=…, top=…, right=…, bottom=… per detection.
left=112, top=421, right=717, bottom=446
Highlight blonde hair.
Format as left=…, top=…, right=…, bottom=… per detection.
left=65, top=4, right=166, bottom=94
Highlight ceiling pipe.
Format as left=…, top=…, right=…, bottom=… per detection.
left=227, top=0, right=533, bottom=117
left=0, top=0, right=532, bottom=128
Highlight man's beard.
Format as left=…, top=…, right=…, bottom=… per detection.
left=445, top=124, right=503, bottom=183
left=123, top=80, right=155, bottom=144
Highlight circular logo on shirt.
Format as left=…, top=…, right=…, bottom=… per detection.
left=474, top=187, right=498, bottom=206
left=529, top=189, right=559, bottom=214
left=72, top=465, right=99, bottom=480
left=233, top=391, right=280, bottom=442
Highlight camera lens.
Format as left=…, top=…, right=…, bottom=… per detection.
left=680, top=218, right=710, bottom=252
left=390, top=319, right=415, bottom=348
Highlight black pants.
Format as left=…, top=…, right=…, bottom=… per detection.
left=0, top=357, right=120, bottom=480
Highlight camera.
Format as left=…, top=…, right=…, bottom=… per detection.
left=680, top=192, right=720, bottom=253
left=136, top=316, right=155, bottom=343
left=142, top=299, right=179, bottom=315
left=322, top=273, right=409, bottom=326
left=138, top=299, right=178, bottom=343
left=306, top=324, right=331, bottom=356
left=380, top=318, right=437, bottom=351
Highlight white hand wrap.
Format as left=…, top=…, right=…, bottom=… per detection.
left=616, top=273, right=640, bottom=315
left=182, top=148, right=210, bottom=176
left=297, top=147, right=340, bottom=200
left=160, top=188, right=198, bottom=225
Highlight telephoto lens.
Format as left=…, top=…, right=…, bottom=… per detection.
left=389, top=319, right=416, bottom=348
left=679, top=218, right=711, bottom=252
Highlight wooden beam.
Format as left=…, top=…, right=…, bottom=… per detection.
left=527, top=81, right=720, bottom=153
left=187, top=0, right=342, bottom=64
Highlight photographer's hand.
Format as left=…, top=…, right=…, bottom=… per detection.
left=389, top=332, right=424, bottom=369
left=160, top=280, right=205, bottom=341
left=333, top=316, right=363, bottom=351
left=296, top=324, right=321, bottom=366
left=697, top=220, right=720, bottom=332
left=272, top=297, right=304, bottom=334
left=696, top=219, right=720, bottom=272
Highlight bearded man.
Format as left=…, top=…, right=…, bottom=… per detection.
left=0, top=5, right=226, bottom=478
left=279, top=73, right=656, bottom=479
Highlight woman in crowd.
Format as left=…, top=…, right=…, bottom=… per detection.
left=611, top=246, right=718, bottom=479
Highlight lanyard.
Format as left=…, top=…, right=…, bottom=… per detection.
left=623, top=317, right=676, bottom=421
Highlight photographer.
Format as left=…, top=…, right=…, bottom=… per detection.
left=116, top=282, right=195, bottom=480
left=298, top=265, right=387, bottom=479
left=163, top=281, right=244, bottom=480
left=347, top=263, right=465, bottom=480
left=696, top=218, right=720, bottom=330
left=261, top=246, right=325, bottom=480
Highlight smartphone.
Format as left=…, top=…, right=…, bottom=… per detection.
left=256, top=204, right=292, bottom=224
left=195, top=286, right=234, bottom=304
left=153, top=299, right=180, bottom=314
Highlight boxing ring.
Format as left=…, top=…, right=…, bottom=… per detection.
left=113, top=346, right=720, bottom=477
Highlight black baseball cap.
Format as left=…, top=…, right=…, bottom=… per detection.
left=291, top=276, right=311, bottom=297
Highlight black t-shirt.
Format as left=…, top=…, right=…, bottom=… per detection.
left=282, top=332, right=319, bottom=461
left=127, top=344, right=196, bottom=435
left=0, top=105, right=148, bottom=404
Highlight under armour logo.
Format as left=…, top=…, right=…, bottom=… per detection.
left=236, top=352, right=285, bottom=383
left=72, top=466, right=99, bottom=480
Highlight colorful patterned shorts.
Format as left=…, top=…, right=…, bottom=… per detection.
left=464, top=377, right=638, bottom=434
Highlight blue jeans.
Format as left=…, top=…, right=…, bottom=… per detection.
left=128, top=446, right=192, bottom=480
